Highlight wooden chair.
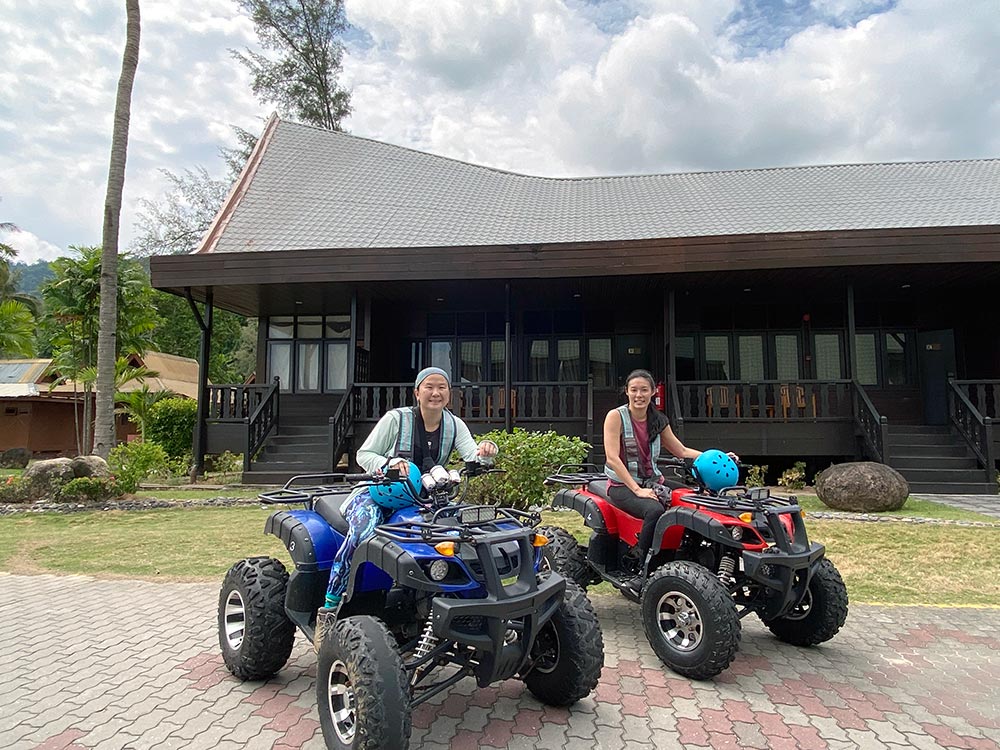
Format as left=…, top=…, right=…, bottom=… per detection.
left=780, top=385, right=812, bottom=419
left=706, top=385, right=740, bottom=418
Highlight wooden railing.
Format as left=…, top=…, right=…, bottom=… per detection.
left=208, top=383, right=276, bottom=421
left=245, top=379, right=280, bottom=471
left=852, top=380, right=888, bottom=463
left=355, top=348, right=370, bottom=383
left=952, top=380, right=1000, bottom=420
left=948, top=379, right=996, bottom=483
left=674, top=380, right=853, bottom=422
left=328, top=385, right=358, bottom=471
left=353, top=381, right=593, bottom=424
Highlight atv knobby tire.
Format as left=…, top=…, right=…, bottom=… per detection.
left=641, top=561, right=741, bottom=680
left=317, top=615, right=411, bottom=750
left=218, top=556, right=296, bottom=680
left=765, top=558, right=849, bottom=647
left=537, top=525, right=594, bottom=588
left=523, top=581, right=604, bottom=706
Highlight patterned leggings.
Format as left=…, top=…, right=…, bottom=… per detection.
left=326, top=489, right=385, bottom=601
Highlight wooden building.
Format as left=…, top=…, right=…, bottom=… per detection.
left=150, top=115, right=1000, bottom=493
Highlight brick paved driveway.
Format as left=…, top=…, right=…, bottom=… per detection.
left=2, top=573, right=999, bottom=750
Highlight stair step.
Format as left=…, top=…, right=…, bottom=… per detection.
left=893, top=468, right=992, bottom=484
left=280, top=424, right=329, bottom=436
left=906, top=482, right=998, bottom=496
left=891, top=456, right=980, bottom=470
left=261, top=448, right=329, bottom=462
left=890, top=425, right=951, bottom=435
left=886, top=433, right=958, bottom=446
left=269, top=434, right=328, bottom=446
left=887, top=444, right=970, bottom=457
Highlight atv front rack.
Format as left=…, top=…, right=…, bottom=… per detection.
left=376, top=505, right=540, bottom=545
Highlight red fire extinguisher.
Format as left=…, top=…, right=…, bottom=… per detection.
left=655, top=381, right=666, bottom=411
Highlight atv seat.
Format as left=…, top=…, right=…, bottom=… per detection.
left=313, top=492, right=353, bottom=535
left=588, top=479, right=611, bottom=499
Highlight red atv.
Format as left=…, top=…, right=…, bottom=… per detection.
left=539, top=460, right=848, bottom=680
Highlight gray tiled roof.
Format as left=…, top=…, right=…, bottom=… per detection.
left=208, top=119, right=1000, bottom=253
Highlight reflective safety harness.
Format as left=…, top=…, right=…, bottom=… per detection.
left=392, top=407, right=456, bottom=464
left=605, top=405, right=662, bottom=485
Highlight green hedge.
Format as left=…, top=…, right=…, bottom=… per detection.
left=461, top=428, right=590, bottom=510
left=147, top=398, right=198, bottom=458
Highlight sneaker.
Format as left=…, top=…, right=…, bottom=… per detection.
left=621, top=548, right=644, bottom=575
left=314, top=604, right=338, bottom=652
left=622, top=575, right=645, bottom=599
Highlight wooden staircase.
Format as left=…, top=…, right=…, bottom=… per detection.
left=887, top=425, right=997, bottom=495
left=242, top=399, right=335, bottom=485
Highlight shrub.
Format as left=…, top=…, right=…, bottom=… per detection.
left=461, top=428, right=590, bottom=510
left=110, top=441, right=170, bottom=493
left=147, top=398, right=198, bottom=458
left=745, top=464, right=768, bottom=487
left=777, top=461, right=808, bottom=490
left=208, top=450, right=243, bottom=482
left=57, top=477, right=123, bottom=503
left=0, top=475, right=31, bottom=504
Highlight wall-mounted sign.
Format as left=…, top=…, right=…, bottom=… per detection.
left=627, top=347, right=642, bottom=355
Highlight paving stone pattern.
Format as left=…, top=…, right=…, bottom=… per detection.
left=2, top=573, right=999, bottom=750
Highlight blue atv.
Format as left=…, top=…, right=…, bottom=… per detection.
left=217, top=462, right=604, bottom=750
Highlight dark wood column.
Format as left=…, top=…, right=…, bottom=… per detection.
left=667, top=289, right=683, bottom=438
left=504, top=281, right=513, bottom=433
left=847, top=285, right=857, bottom=380
left=187, top=286, right=213, bottom=478
left=348, top=291, right=358, bottom=386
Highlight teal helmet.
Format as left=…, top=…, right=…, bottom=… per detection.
left=692, top=450, right=739, bottom=493
left=369, top=461, right=422, bottom=510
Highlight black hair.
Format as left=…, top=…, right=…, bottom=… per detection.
left=624, top=369, right=656, bottom=391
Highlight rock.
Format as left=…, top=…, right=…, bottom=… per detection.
left=22, top=457, right=76, bottom=499
left=815, top=462, right=909, bottom=512
left=0, top=447, right=31, bottom=469
left=71, top=455, right=111, bottom=479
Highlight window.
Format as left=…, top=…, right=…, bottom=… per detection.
left=738, top=335, right=765, bottom=380
left=704, top=336, right=731, bottom=379
left=528, top=340, right=550, bottom=380
left=589, top=338, right=613, bottom=388
left=885, top=332, right=910, bottom=385
left=430, top=341, right=453, bottom=373
left=490, top=341, right=505, bottom=381
left=556, top=339, right=582, bottom=381
left=675, top=337, right=696, bottom=380
left=813, top=333, right=843, bottom=379
left=296, top=342, right=321, bottom=391
left=774, top=334, right=800, bottom=380
left=855, top=333, right=877, bottom=385
left=268, top=342, right=292, bottom=391
left=459, top=340, right=483, bottom=382
left=326, top=343, right=349, bottom=391
left=266, top=314, right=352, bottom=393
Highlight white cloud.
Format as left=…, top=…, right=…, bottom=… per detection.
left=0, top=229, right=64, bottom=264
left=1, top=0, right=998, bottom=259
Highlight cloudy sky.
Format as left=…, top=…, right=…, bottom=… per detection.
left=1, top=0, right=998, bottom=263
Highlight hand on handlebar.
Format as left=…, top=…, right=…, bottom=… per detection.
left=727, top=451, right=740, bottom=464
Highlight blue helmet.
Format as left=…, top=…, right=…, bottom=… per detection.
left=369, top=461, right=423, bottom=510
left=692, top=450, right=739, bottom=493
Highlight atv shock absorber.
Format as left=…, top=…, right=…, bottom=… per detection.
left=717, top=554, right=737, bottom=584
left=414, top=619, right=438, bottom=661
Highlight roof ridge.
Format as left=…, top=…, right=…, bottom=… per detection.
left=277, top=118, right=1000, bottom=182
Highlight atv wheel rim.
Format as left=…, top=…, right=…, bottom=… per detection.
left=327, top=660, right=356, bottom=744
left=533, top=623, right=561, bottom=674
left=656, top=590, right=703, bottom=652
left=223, top=590, right=245, bottom=651
left=784, top=587, right=813, bottom=621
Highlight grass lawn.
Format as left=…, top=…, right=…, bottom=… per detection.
left=1, top=468, right=23, bottom=477
left=1, top=502, right=997, bottom=606
left=132, top=488, right=266, bottom=501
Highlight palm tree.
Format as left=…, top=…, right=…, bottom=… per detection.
left=116, top=384, right=174, bottom=441
left=0, top=300, right=34, bottom=357
left=0, top=218, right=40, bottom=315
left=95, top=0, right=141, bottom=459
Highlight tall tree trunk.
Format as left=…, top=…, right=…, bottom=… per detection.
left=95, top=0, right=140, bottom=459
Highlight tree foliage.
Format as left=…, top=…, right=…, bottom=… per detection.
left=0, top=300, right=35, bottom=358
left=233, top=0, right=352, bottom=131
left=131, top=167, right=229, bottom=257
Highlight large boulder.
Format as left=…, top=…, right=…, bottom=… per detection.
left=0, top=447, right=31, bottom=469
left=815, top=462, right=909, bottom=512
left=22, top=457, right=75, bottom=499
left=71, top=455, right=111, bottom=479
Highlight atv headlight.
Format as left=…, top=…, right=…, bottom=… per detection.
left=730, top=526, right=743, bottom=541
left=428, top=559, right=450, bottom=581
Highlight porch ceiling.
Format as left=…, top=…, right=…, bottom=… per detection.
left=159, top=257, right=1000, bottom=317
